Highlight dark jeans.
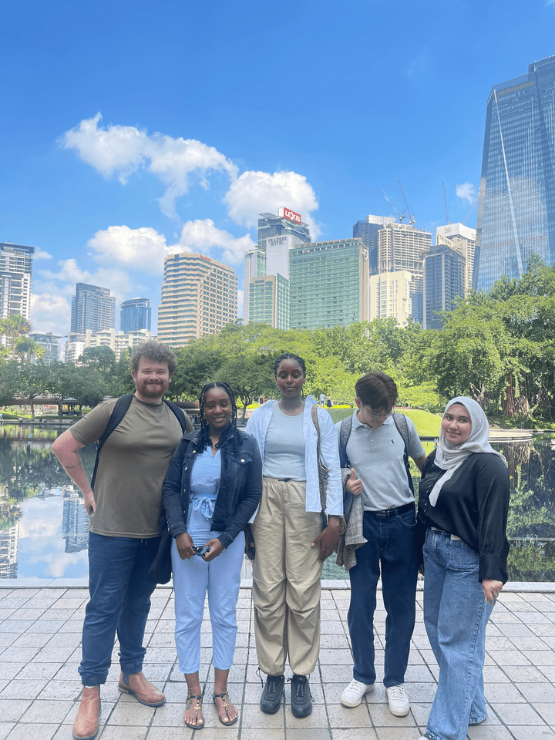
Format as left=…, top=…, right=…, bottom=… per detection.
left=79, top=532, right=160, bottom=686
left=348, top=507, right=418, bottom=687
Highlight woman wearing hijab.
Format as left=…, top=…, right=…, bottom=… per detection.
left=416, top=397, right=510, bottom=740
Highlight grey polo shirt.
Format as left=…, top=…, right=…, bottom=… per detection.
left=335, top=410, right=425, bottom=512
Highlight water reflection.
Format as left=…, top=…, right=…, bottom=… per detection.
left=1, top=426, right=554, bottom=581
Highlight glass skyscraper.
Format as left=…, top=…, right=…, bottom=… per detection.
left=476, top=55, right=555, bottom=291
left=71, top=282, right=116, bottom=334
left=120, top=298, right=151, bottom=333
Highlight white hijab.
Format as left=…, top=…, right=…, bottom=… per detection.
left=429, top=396, right=506, bottom=506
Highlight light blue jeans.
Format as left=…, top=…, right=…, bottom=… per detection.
left=171, top=531, right=245, bottom=674
left=423, top=529, right=494, bottom=740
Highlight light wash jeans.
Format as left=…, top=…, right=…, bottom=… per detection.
left=171, top=531, right=245, bottom=674
left=423, top=529, right=494, bottom=740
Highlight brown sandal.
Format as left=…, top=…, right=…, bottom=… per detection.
left=213, top=691, right=238, bottom=726
left=184, top=694, right=204, bottom=729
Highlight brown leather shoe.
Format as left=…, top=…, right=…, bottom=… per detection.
left=118, top=671, right=165, bottom=707
left=73, top=686, right=100, bottom=740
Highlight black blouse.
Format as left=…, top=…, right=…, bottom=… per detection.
left=418, top=449, right=510, bottom=583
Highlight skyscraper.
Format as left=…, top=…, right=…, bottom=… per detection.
left=436, top=223, right=476, bottom=296
left=158, top=252, right=237, bottom=347
left=243, top=208, right=311, bottom=325
left=423, top=245, right=466, bottom=330
left=476, top=55, right=555, bottom=291
left=120, top=298, right=151, bottom=333
left=0, top=242, right=34, bottom=320
left=71, top=283, right=116, bottom=334
left=369, top=271, right=413, bottom=327
left=353, top=215, right=395, bottom=275
left=289, top=239, right=369, bottom=330
left=377, top=222, right=431, bottom=323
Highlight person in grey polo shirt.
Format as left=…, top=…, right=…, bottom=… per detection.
left=336, top=372, right=426, bottom=717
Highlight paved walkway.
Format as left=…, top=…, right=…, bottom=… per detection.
left=0, top=582, right=554, bottom=740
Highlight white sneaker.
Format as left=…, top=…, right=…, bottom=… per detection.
left=386, top=684, right=410, bottom=716
left=340, top=679, right=374, bottom=708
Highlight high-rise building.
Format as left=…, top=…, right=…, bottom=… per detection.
left=423, top=245, right=466, bottom=330
left=353, top=215, right=396, bottom=275
left=377, top=222, right=431, bottom=323
left=0, top=242, right=34, bottom=320
left=436, top=223, right=476, bottom=296
left=244, top=208, right=311, bottom=325
left=29, top=332, right=62, bottom=363
left=289, top=239, right=369, bottom=330
left=248, top=275, right=289, bottom=329
left=369, top=271, right=413, bottom=327
left=65, top=328, right=154, bottom=362
left=71, top=283, right=116, bottom=334
left=476, top=55, right=555, bottom=291
left=158, top=252, right=238, bottom=347
left=120, top=298, right=151, bottom=333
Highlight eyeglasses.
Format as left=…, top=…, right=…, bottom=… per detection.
left=368, top=410, right=393, bottom=421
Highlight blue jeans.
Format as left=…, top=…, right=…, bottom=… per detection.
left=172, top=531, right=245, bottom=674
left=348, top=507, right=418, bottom=687
left=79, top=532, right=160, bottom=686
left=423, top=530, right=494, bottom=740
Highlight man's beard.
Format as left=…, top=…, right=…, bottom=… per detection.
left=140, top=381, right=165, bottom=398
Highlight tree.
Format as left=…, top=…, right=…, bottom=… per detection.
left=215, top=354, right=276, bottom=421
left=18, top=362, right=51, bottom=420
left=80, top=346, right=117, bottom=375
left=0, top=315, right=32, bottom=357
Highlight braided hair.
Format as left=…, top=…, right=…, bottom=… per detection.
left=273, top=352, right=307, bottom=377
left=196, top=381, right=239, bottom=453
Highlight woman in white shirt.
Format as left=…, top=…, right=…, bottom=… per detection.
left=246, top=353, right=342, bottom=719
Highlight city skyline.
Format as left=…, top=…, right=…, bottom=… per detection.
left=2, top=2, right=555, bottom=338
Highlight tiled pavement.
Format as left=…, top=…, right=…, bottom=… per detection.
left=0, top=582, right=554, bottom=740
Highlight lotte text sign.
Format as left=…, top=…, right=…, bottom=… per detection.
left=282, top=208, right=302, bottom=224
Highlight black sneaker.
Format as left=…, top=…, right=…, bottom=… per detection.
left=290, top=674, right=312, bottom=718
left=260, top=674, right=284, bottom=714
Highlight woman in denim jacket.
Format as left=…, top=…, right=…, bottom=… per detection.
left=417, top=397, right=509, bottom=740
left=246, top=353, right=342, bottom=719
left=163, top=382, right=262, bottom=730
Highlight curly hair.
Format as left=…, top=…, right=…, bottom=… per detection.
left=273, top=352, right=307, bottom=377
left=130, top=341, right=177, bottom=375
left=196, top=381, right=239, bottom=454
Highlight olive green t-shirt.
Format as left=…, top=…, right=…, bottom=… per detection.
left=70, top=395, right=190, bottom=538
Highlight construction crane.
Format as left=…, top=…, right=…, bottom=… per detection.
left=378, top=188, right=406, bottom=223
left=442, top=182, right=450, bottom=224
left=398, top=180, right=415, bottom=224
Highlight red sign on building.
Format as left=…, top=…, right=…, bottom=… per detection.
left=283, top=208, right=301, bottom=224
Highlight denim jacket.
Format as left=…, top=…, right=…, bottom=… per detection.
left=162, top=427, right=262, bottom=549
left=246, top=395, right=343, bottom=516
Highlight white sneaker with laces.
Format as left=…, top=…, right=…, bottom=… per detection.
left=340, top=679, right=374, bottom=708
left=386, top=684, right=410, bottom=716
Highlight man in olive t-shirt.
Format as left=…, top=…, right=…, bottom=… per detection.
left=52, top=341, right=192, bottom=740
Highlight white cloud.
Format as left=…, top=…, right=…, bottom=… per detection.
left=61, top=113, right=238, bottom=217
left=33, top=248, right=53, bottom=260
left=177, top=219, right=256, bottom=264
left=30, top=293, right=71, bottom=336
left=88, top=225, right=168, bottom=274
left=224, top=170, right=320, bottom=237
left=38, top=258, right=132, bottom=297
left=456, top=182, right=478, bottom=205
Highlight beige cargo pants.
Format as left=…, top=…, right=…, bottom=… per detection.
left=251, top=477, right=323, bottom=676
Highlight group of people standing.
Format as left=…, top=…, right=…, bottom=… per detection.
left=53, top=340, right=510, bottom=740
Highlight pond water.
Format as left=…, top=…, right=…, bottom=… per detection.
left=1, top=425, right=554, bottom=581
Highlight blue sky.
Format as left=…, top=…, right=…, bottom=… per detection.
left=2, top=0, right=555, bottom=337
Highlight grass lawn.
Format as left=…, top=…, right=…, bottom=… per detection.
left=328, top=407, right=441, bottom=438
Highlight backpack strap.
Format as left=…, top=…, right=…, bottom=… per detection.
left=91, top=394, right=134, bottom=491
left=392, top=412, right=414, bottom=493
left=163, top=399, right=188, bottom=433
left=339, top=415, right=353, bottom=468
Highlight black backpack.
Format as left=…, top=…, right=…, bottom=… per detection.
left=90, top=393, right=188, bottom=490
